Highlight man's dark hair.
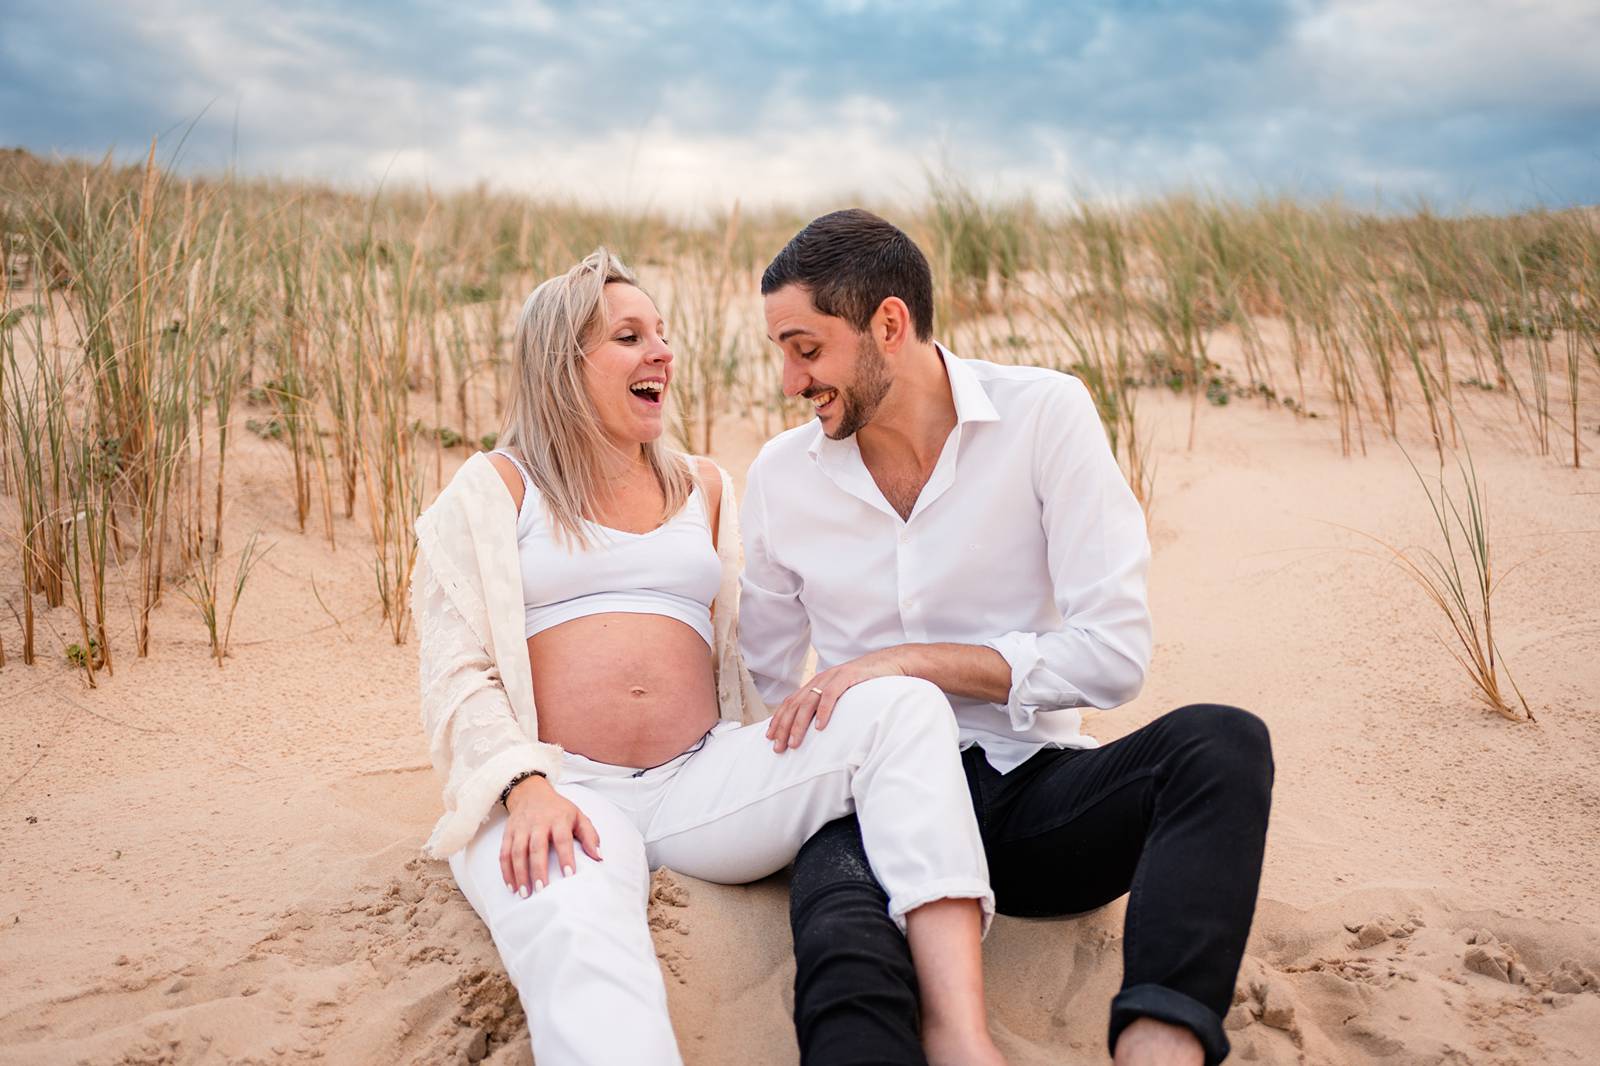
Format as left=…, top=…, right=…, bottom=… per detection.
left=761, top=209, right=935, bottom=341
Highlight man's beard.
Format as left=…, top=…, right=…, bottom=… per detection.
left=823, top=333, right=893, bottom=440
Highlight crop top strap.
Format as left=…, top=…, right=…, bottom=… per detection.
left=492, top=448, right=535, bottom=490
left=687, top=457, right=717, bottom=536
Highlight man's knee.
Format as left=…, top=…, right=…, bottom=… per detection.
left=1166, top=704, right=1275, bottom=797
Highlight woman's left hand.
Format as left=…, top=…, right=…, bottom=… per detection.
left=767, top=648, right=908, bottom=753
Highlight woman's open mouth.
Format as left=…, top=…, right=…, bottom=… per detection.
left=629, top=379, right=666, bottom=407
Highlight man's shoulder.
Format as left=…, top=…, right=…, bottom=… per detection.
left=961, top=357, right=1093, bottom=416
left=749, top=420, right=823, bottom=479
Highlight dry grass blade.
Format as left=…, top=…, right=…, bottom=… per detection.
left=1357, top=445, right=1533, bottom=722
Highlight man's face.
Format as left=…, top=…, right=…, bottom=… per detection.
left=764, top=284, right=892, bottom=440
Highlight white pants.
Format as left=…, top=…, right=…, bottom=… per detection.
left=448, top=676, right=993, bottom=1066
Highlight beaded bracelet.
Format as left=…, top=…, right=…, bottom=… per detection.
left=498, top=769, right=547, bottom=808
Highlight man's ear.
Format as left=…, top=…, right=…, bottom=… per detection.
left=873, top=296, right=913, bottom=355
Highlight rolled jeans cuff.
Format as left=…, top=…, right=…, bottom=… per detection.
left=1109, top=982, right=1229, bottom=1066
left=887, top=879, right=996, bottom=938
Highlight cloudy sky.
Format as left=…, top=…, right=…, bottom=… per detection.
left=2, top=0, right=1596, bottom=213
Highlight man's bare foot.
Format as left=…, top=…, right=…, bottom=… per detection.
left=923, top=1021, right=1007, bottom=1066
left=1113, top=1016, right=1203, bottom=1066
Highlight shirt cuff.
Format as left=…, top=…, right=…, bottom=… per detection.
left=984, top=631, right=1044, bottom=731
left=983, top=631, right=1088, bottom=732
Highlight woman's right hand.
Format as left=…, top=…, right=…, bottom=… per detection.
left=500, top=775, right=602, bottom=896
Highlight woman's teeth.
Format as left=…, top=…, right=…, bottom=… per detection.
left=629, top=380, right=665, bottom=404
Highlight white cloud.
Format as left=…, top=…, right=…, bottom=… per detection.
left=4, top=0, right=1595, bottom=211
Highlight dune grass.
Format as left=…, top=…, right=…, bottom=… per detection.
left=0, top=148, right=1594, bottom=681
left=1385, top=447, right=1533, bottom=722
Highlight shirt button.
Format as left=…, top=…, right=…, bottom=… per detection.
left=899, top=530, right=910, bottom=544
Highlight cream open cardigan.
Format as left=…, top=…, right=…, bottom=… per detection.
left=412, top=451, right=768, bottom=859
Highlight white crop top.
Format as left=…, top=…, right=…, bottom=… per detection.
left=494, top=451, right=721, bottom=646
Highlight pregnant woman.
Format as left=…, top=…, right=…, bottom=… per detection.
left=412, top=249, right=1003, bottom=1064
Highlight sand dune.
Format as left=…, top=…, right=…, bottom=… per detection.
left=4, top=377, right=1599, bottom=1064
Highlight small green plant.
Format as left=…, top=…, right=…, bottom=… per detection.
left=1205, top=377, right=1232, bottom=407
left=65, top=638, right=104, bottom=670
left=180, top=532, right=273, bottom=667
left=478, top=432, right=498, bottom=451
left=246, top=416, right=285, bottom=440
left=1485, top=307, right=1555, bottom=342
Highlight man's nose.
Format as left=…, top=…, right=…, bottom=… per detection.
left=781, top=358, right=809, bottom=398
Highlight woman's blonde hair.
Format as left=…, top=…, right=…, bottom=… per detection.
left=497, top=248, right=692, bottom=549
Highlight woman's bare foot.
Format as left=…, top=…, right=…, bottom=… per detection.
left=923, top=1020, right=1008, bottom=1066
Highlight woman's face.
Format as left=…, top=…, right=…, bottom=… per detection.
left=583, top=282, right=673, bottom=448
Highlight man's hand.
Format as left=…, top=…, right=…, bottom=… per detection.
left=767, top=648, right=908, bottom=753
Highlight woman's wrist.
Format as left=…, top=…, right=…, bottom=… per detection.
left=502, top=771, right=551, bottom=812
left=499, top=770, right=548, bottom=809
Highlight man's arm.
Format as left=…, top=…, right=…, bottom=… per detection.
left=772, top=375, right=1150, bottom=750
left=977, top=374, right=1152, bottom=728
left=738, top=455, right=813, bottom=704
left=889, top=642, right=1012, bottom=704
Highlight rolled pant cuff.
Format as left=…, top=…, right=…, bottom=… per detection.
left=1109, top=983, right=1229, bottom=1066
left=887, top=880, right=996, bottom=938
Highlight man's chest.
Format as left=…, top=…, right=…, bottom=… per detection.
left=867, top=462, right=930, bottom=521
left=772, top=466, right=1052, bottom=632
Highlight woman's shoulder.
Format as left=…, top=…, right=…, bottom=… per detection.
left=684, top=453, right=725, bottom=501
left=485, top=451, right=527, bottom=512
left=681, top=454, right=732, bottom=546
left=421, top=452, right=519, bottom=526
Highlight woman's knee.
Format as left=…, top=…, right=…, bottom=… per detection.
left=837, top=675, right=958, bottom=740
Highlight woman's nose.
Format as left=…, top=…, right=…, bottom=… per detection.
left=647, top=336, right=673, bottom=363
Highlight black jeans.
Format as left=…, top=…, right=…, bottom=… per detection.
left=789, top=704, right=1274, bottom=1066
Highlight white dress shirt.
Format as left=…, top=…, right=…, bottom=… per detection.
left=738, top=346, right=1153, bottom=773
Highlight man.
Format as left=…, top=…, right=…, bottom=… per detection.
left=739, top=209, right=1273, bottom=1066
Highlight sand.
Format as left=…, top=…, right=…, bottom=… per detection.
left=3, top=354, right=1599, bottom=1065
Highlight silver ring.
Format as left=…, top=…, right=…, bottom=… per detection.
left=809, top=687, right=824, bottom=696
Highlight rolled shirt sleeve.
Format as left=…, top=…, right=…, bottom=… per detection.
left=984, top=376, right=1152, bottom=731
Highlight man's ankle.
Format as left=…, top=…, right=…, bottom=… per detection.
left=1113, top=1016, right=1203, bottom=1066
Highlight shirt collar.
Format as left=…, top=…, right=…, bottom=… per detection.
left=937, top=343, right=1001, bottom=427
left=806, top=342, right=999, bottom=463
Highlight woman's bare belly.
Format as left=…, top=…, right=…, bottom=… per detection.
left=528, top=612, right=720, bottom=768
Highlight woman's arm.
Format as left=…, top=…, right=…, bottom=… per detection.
left=414, top=551, right=562, bottom=853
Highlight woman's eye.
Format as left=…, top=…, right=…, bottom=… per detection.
left=799, top=347, right=819, bottom=359
left=617, top=332, right=638, bottom=343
